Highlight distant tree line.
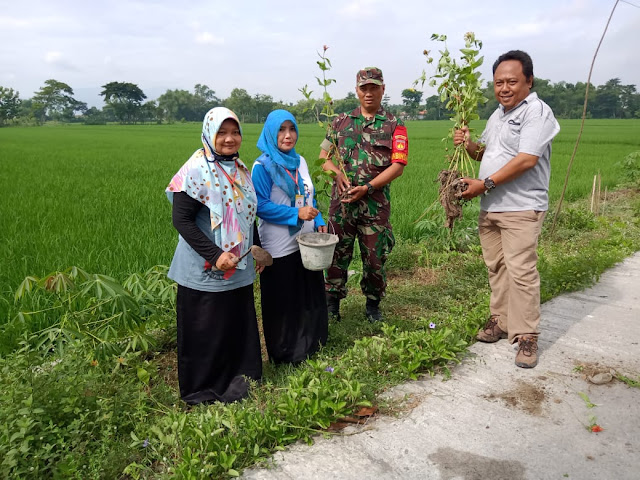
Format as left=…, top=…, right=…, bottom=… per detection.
left=404, top=77, right=639, bottom=121
left=0, top=77, right=638, bottom=127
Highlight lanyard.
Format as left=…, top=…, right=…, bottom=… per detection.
left=214, top=160, right=240, bottom=195
left=284, top=168, right=301, bottom=195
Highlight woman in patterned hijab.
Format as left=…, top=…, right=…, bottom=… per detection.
left=166, top=107, right=262, bottom=405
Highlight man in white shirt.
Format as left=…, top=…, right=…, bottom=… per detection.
left=454, top=50, right=560, bottom=368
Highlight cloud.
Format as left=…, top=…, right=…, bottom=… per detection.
left=44, top=51, right=80, bottom=72
left=195, top=32, right=224, bottom=45
left=45, top=51, right=62, bottom=63
left=339, top=0, right=383, bottom=17
left=0, top=15, right=30, bottom=28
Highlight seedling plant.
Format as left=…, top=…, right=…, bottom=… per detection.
left=299, top=46, right=350, bottom=203
left=415, top=32, right=488, bottom=229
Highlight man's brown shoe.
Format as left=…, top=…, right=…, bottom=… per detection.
left=476, top=315, right=507, bottom=343
left=515, top=336, right=538, bottom=368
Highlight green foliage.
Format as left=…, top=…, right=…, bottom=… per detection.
left=416, top=32, right=488, bottom=179
left=0, top=86, right=21, bottom=126
left=414, top=202, right=480, bottom=251
left=100, top=81, right=147, bottom=124
left=299, top=45, right=349, bottom=199
left=615, top=373, right=640, bottom=388
left=2, top=266, right=174, bottom=358
left=31, top=79, right=86, bottom=123
left=0, top=344, right=170, bottom=479
left=616, top=151, right=640, bottom=185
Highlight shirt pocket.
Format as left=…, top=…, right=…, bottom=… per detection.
left=499, top=119, right=522, bottom=155
left=368, top=133, right=392, bottom=167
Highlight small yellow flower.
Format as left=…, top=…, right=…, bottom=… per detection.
left=90, top=359, right=99, bottom=367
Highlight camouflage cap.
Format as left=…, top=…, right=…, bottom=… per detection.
left=356, top=67, right=384, bottom=87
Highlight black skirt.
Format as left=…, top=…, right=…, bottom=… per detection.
left=260, top=250, right=328, bottom=364
left=176, top=283, right=262, bottom=405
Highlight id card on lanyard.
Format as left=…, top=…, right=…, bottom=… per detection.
left=285, top=168, right=304, bottom=208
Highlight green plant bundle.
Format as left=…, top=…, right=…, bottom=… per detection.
left=415, top=32, right=489, bottom=230
left=417, top=32, right=488, bottom=178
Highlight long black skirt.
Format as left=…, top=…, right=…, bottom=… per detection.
left=260, top=250, right=328, bottom=364
left=176, top=284, right=262, bottom=405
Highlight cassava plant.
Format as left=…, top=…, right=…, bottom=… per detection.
left=299, top=46, right=350, bottom=201
left=416, top=32, right=488, bottom=229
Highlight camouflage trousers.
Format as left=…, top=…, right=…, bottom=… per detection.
left=325, top=199, right=395, bottom=301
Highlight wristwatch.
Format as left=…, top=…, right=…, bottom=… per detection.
left=365, top=182, right=375, bottom=195
left=483, top=177, right=496, bottom=192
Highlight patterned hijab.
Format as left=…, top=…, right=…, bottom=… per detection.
left=166, top=107, right=257, bottom=270
left=256, top=109, right=303, bottom=201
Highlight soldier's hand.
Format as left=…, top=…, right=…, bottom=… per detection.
left=453, top=127, right=470, bottom=147
left=298, top=206, right=319, bottom=221
left=336, top=172, right=351, bottom=195
left=342, top=185, right=367, bottom=203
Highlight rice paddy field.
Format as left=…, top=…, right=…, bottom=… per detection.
left=1, top=119, right=639, bottom=316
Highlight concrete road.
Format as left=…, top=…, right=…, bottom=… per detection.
left=244, top=252, right=640, bottom=480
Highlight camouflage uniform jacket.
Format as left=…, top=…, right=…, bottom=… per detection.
left=326, top=106, right=408, bottom=206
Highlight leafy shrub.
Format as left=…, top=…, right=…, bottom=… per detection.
left=616, top=151, right=640, bottom=185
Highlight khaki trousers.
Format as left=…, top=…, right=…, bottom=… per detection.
left=478, top=210, right=546, bottom=344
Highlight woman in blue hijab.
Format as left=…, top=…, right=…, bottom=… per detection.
left=252, top=110, right=328, bottom=364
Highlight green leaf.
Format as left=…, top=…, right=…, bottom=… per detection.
left=137, top=367, right=150, bottom=385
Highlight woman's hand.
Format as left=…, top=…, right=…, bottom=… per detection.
left=215, top=251, right=238, bottom=271
left=317, top=225, right=328, bottom=233
left=255, top=264, right=265, bottom=274
left=298, top=206, right=319, bottom=221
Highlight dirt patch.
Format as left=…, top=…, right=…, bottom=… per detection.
left=484, top=380, right=546, bottom=416
left=388, top=266, right=440, bottom=285
left=155, top=351, right=179, bottom=390
left=378, top=392, right=427, bottom=418
left=572, top=360, right=617, bottom=384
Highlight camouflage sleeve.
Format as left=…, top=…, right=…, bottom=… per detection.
left=391, top=125, right=408, bottom=165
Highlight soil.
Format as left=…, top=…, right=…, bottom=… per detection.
left=484, top=379, right=547, bottom=416
left=155, top=351, right=179, bottom=390
left=251, top=246, right=273, bottom=266
left=573, top=360, right=618, bottom=385
left=438, top=170, right=467, bottom=229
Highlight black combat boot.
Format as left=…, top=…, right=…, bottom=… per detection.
left=327, top=294, right=341, bottom=322
left=365, top=298, right=383, bottom=323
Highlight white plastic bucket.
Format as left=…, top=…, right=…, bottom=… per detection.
left=296, top=232, right=339, bottom=271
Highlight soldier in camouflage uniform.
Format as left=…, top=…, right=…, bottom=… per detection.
left=319, top=67, right=409, bottom=322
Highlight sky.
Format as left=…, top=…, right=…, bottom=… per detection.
left=0, top=0, right=638, bottom=108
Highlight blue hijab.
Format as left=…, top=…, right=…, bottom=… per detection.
left=256, top=110, right=303, bottom=201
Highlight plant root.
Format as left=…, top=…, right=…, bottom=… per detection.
left=438, top=170, right=467, bottom=229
